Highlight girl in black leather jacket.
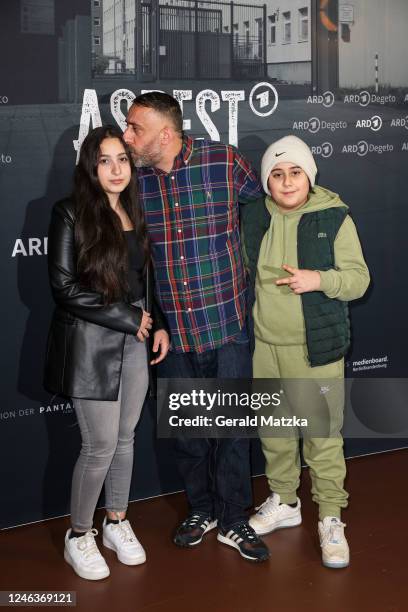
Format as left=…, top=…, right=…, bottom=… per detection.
left=44, top=125, right=169, bottom=580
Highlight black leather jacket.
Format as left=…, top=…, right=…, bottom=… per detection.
left=44, top=198, right=167, bottom=400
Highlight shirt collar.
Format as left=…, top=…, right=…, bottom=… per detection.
left=159, top=134, right=194, bottom=173
left=180, top=134, right=194, bottom=165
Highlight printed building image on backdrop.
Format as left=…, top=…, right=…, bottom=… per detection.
left=0, top=0, right=408, bottom=529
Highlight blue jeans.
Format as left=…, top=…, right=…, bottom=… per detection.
left=158, top=330, right=252, bottom=531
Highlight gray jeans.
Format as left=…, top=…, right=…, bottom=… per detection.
left=70, top=332, right=149, bottom=532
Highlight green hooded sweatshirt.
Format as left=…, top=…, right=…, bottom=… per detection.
left=253, top=185, right=370, bottom=346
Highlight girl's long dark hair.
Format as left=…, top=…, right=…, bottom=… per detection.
left=73, top=125, right=149, bottom=303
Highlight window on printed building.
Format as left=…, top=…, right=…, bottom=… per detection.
left=94, top=18, right=100, bottom=27
left=268, top=14, right=276, bottom=44
left=94, top=36, right=100, bottom=46
left=283, top=11, right=291, bottom=43
left=233, top=23, right=238, bottom=46
left=94, top=0, right=100, bottom=6
left=298, top=7, right=308, bottom=42
left=244, top=20, right=250, bottom=49
left=255, top=18, right=263, bottom=59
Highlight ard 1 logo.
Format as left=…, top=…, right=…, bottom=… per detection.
left=355, top=116, right=382, bottom=131
left=311, top=142, right=333, bottom=158
left=391, top=116, right=408, bottom=130
left=307, top=91, right=335, bottom=108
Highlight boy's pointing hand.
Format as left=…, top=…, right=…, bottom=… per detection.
left=276, top=264, right=321, bottom=294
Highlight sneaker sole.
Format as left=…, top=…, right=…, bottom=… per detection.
left=217, top=533, right=270, bottom=563
left=322, top=558, right=350, bottom=569
left=103, top=537, right=146, bottom=565
left=249, top=514, right=302, bottom=536
left=64, top=548, right=110, bottom=580
left=174, top=520, right=218, bottom=548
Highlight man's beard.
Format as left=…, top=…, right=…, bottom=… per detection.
left=131, top=145, right=162, bottom=168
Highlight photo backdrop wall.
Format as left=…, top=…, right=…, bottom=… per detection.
left=1, top=0, right=408, bottom=529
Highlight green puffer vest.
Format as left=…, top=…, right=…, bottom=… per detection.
left=241, top=201, right=350, bottom=367
left=297, top=208, right=349, bottom=366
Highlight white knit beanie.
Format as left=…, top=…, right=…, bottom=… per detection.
left=261, top=135, right=318, bottom=195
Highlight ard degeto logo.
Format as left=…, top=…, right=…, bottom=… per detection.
left=355, top=115, right=382, bottom=131
left=347, top=91, right=397, bottom=105
left=342, top=140, right=393, bottom=156
left=307, top=91, right=335, bottom=108
left=343, top=91, right=398, bottom=106
left=249, top=82, right=279, bottom=117
left=293, top=117, right=347, bottom=134
left=311, top=142, right=333, bottom=158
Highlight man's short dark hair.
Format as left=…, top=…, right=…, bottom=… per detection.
left=132, top=92, right=183, bottom=135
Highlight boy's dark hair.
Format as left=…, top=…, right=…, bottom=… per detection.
left=132, top=92, right=183, bottom=135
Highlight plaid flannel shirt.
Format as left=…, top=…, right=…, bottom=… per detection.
left=137, top=135, right=263, bottom=353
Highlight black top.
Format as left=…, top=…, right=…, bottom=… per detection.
left=124, top=230, right=145, bottom=302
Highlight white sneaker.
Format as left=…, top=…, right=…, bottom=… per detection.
left=249, top=493, right=302, bottom=536
left=103, top=517, right=146, bottom=566
left=318, top=516, right=350, bottom=569
left=64, top=529, right=110, bottom=580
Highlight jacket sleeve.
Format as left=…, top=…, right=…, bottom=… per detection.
left=48, top=200, right=142, bottom=334
left=318, top=215, right=370, bottom=301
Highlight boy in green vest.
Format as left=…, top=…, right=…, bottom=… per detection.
left=244, top=135, right=370, bottom=568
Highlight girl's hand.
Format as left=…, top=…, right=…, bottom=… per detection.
left=137, top=310, right=153, bottom=342
left=275, top=264, right=321, bottom=294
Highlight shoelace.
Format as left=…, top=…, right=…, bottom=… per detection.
left=77, top=528, right=100, bottom=559
left=182, top=514, right=208, bottom=529
left=323, top=520, right=347, bottom=545
left=233, top=522, right=258, bottom=542
left=111, top=519, right=137, bottom=543
left=255, top=496, right=279, bottom=515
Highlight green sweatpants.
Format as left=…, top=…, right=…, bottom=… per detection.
left=253, top=339, right=348, bottom=520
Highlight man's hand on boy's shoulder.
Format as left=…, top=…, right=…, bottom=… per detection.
left=275, top=264, right=321, bottom=295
